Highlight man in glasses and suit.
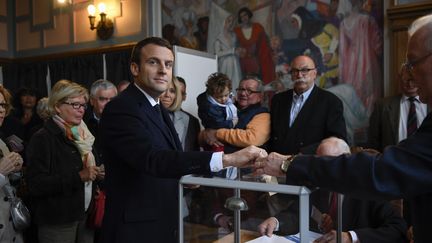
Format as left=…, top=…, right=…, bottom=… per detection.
left=269, top=55, right=346, bottom=156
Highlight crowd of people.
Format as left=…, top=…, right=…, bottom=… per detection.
left=0, top=13, right=431, bottom=243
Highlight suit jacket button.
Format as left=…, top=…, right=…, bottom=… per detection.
left=3, top=196, right=8, bottom=201
left=0, top=224, right=3, bottom=229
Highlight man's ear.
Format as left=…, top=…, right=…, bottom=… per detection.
left=130, top=62, right=139, bottom=76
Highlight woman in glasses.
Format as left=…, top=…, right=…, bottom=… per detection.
left=0, top=85, right=25, bottom=243
left=26, top=80, right=102, bottom=243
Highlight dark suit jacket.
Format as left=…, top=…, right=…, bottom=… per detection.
left=368, top=95, right=401, bottom=151
left=269, top=86, right=347, bottom=154
left=276, top=190, right=407, bottom=243
left=99, top=85, right=213, bottom=243
left=287, top=112, right=432, bottom=243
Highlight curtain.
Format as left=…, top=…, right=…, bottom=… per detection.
left=48, top=54, right=104, bottom=90
left=105, top=49, right=133, bottom=85
left=2, top=61, right=48, bottom=97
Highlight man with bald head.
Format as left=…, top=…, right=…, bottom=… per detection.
left=257, top=14, right=432, bottom=242
left=269, top=55, right=346, bottom=155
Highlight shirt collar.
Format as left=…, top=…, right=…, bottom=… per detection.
left=134, top=83, right=159, bottom=107
left=402, top=95, right=419, bottom=103
left=293, top=84, right=314, bottom=100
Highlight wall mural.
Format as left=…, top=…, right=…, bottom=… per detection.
left=161, top=0, right=384, bottom=145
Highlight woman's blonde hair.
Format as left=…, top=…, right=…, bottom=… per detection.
left=0, top=85, right=13, bottom=116
left=165, top=78, right=183, bottom=112
left=48, top=79, right=89, bottom=115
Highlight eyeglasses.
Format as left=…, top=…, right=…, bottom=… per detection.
left=63, top=102, right=88, bottom=110
left=403, top=53, right=432, bottom=75
left=0, top=103, right=9, bottom=109
left=289, top=68, right=315, bottom=76
left=236, top=88, right=261, bottom=96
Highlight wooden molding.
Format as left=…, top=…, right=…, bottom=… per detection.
left=388, top=2, right=432, bottom=20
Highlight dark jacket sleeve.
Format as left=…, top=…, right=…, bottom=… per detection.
left=100, top=98, right=213, bottom=178
left=352, top=199, right=407, bottom=243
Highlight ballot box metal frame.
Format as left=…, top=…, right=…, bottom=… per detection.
left=178, top=175, right=313, bottom=243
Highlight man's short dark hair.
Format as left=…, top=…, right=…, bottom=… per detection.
left=130, top=37, right=173, bottom=65
left=238, top=7, right=253, bottom=24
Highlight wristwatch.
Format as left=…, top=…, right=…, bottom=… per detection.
left=280, top=155, right=296, bottom=173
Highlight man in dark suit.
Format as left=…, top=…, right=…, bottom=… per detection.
left=258, top=137, right=407, bottom=243
left=269, top=55, right=346, bottom=155
left=98, top=37, right=265, bottom=243
left=368, top=67, right=428, bottom=152
left=267, top=55, right=346, bottom=217
left=256, top=14, right=432, bottom=243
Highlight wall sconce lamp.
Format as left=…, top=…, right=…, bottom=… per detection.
left=87, top=3, right=114, bottom=40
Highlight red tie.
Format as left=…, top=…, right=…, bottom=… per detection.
left=328, top=192, right=338, bottom=221
left=407, top=97, right=418, bottom=137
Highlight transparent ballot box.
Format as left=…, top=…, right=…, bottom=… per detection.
left=178, top=174, right=316, bottom=243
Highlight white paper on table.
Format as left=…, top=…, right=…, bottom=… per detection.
left=245, top=234, right=292, bottom=243
left=285, top=232, right=322, bottom=243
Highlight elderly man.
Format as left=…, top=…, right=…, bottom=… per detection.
left=269, top=55, right=346, bottom=155
left=99, top=37, right=266, bottom=243
left=258, top=138, right=407, bottom=243
left=85, top=79, right=118, bottom=164
left=200, top=75, right=270, bottom=152
left=199, top=76, right=271, bottom=230
left=256, top=14, right=432, bottom=243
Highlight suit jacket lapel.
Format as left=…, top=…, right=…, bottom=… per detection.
left=280, top=90, right=293, bottom=137
left=129, top=85, right=180, bottom=150
left=160, top=106, right=183, bottom=151
left=386, top=95, right=401, bottom=143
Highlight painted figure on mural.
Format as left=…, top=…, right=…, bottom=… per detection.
left=214, top=15, right=242, bottom=90
left=234, top=7, right=275, bottom=84
left=291, top=6, right=340, bottom=88
left=179, top=9, right=200, bottom=50
left=339, top=0, right=382, bottom=113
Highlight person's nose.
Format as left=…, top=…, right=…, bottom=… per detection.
left=158, top=64, right=168, bottom=74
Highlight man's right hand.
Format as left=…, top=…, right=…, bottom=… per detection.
left=258, top=217, right=278, bottom=237
left=222, top=145, right=267, bottom=168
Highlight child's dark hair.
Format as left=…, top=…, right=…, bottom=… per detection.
left=206, top=72, right=232, bottom=96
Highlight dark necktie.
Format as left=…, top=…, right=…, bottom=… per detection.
left=154, top=104, right=176, bottom=146
left=407, top=97, right=418, bottom=137
left=154, top=104, right=164, bottom=122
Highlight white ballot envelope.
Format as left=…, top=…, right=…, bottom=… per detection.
left=246, top=232, right=322, bottom=243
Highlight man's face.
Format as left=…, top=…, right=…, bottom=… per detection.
left=406, top=27, right=432, bottom=106
left=90, top=87, right=117, bottom=118
left=236, top=79, right=262, bottom=109
left=130, top=44, right=174, bottom=99
left=290, top=56, right=317, bottom=94
left=399, top=68, right=418, bottom=97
